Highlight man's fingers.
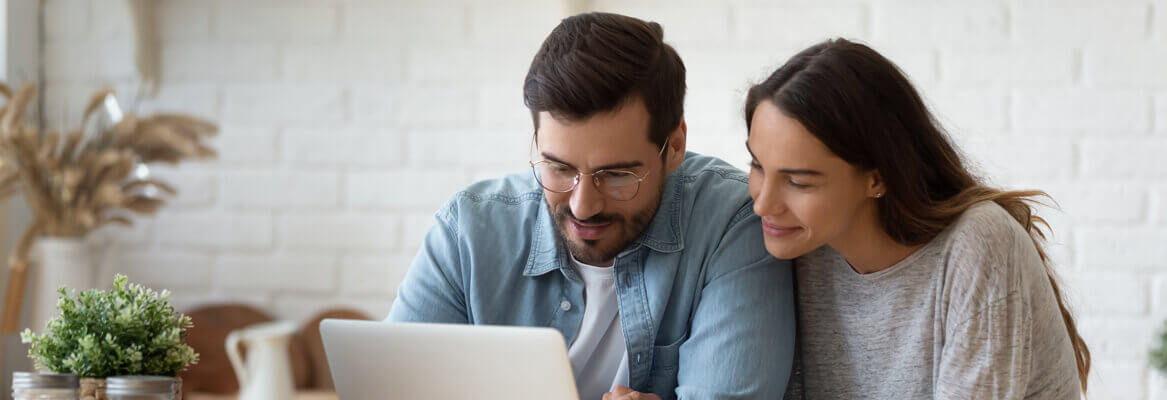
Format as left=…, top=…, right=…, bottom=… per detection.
left=610, top=386, right=635, bottom=395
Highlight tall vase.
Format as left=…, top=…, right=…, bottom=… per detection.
left=31, top=237, right=95, bottom=335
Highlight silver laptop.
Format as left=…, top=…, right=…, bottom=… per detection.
left=320, top=319, right=579, bottom=400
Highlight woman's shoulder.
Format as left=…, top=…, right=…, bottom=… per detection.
left=940, top=201, right=1036, bottom=259
left=937, top=201, right=1051, bottom=310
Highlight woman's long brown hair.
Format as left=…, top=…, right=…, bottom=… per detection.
left=745, top=38, right=1090, bottom=392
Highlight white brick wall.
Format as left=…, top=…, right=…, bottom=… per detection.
left=36, top=1, right=1167, bottom=397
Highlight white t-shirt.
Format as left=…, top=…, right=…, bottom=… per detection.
left=566, top=257, right=630, bottom=400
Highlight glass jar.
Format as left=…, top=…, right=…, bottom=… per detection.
left=105, top=376, right=175, bottom=400
left=11, top=372, right=79, bottom=400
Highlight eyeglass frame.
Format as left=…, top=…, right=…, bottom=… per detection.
left=528, top=136, right=671, bottom=201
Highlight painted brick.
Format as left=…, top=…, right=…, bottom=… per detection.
left=216, top=254, right=337, bottom=293
left=1066, top=271, right=1149, bottom=316
left=339, top=253, right=414, bottom=297
left=155, top=212, right=274, bottom=250
left=1078, top=228, right=1167, bottom=268
left=400, top=213, right=438, bottom=254
left=940, top=49, right=1075, bottom=87
left=407, top=46, right=534, bottom=84
left=149, top=165, right=216, bottom=209
left=216, top=5, right=338, bottom=40
left=1013, top=4, right=1150, bottom=43
left=478, top=85, right=532, bottom=127
left=468, top=3, right=562, bottom=45
left=1081, top=139, right=1167, bottom=179
left=283, top=127, right=404, bottom=167
left=220, top=169, right=341, bottom=209
left=351, top=85, right=476, bottom=125
left=341, top=5, right=465, bottom=42
left=222, top=85, right=346, bottom=123
left=597, top=5, right=732, bottom=44
left=734, top=5, right=868, bottom=47
left=284, top=44, right=405, bottom=82
left=1040, top=183, right=1148, bottom=224
left=161, top=43, right=279, bottom=82
left=280, top=215, right=399, bottom=250
left=925, top=88, right=1009, bottom=133
left=158, top=2, right=213, bottom=40
left=1155, top=92, right=1167, bottom=134
left=959, top=136, right=1075, bottom=182
left=872, top=5, right=1007, bottom=46
left=212, top=125, right=278, bottom=165
left=44, top=41, right=135, bottom=83
left=1013, top=89, right=1150, bottom=133
left=269, top=296, right=390, bottom=324
left=111, top=251, right=213, bottom=291
left=346, top=170, right=469, bottom=211
left=1083, top=46, right=1167, bottom=87
left=43, top=0, right=89, bottom=40
left=91, top=0, right=132, bottom=40
left=407, top=128, right=529, bottom=167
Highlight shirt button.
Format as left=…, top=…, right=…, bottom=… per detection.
left=560, top=301, right=572, bottom=311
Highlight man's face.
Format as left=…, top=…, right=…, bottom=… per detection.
left=534, top=98, right=678, bottom=266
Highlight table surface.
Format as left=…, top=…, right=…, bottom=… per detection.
left=187, top=391, right=337, bottom=400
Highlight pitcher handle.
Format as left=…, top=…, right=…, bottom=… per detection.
left=225, top=330, right=248, bottom=389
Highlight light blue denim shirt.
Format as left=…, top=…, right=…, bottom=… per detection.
left=387, top=152, right=796, bottom=399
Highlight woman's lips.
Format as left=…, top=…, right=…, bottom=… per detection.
left=570, top=220, right=612, bottom=240
left=762, top=222, right=802, bottom=237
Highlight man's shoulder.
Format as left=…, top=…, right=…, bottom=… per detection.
left=672, top=152, right=756, bottom=225
left=673, top=152, right=750, bottom=188
left=438, top=172, right=545, bottom=220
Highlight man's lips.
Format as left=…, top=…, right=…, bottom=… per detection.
left=570, top=219, right=612, bottom=240
left=761, top=221, right=802, bottom=237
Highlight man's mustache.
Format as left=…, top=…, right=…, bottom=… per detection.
left=554, top=206, right=619, bottom=225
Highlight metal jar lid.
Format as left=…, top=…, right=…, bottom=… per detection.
left=105, top=376, right=174, bottom=394
left=11, top=372, right=79, bottom=390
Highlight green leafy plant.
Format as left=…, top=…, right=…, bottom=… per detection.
left=1153, top=320, right=1167, bottom=373
left=20, top=274, right=199, bottom=378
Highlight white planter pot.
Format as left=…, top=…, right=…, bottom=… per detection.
left=30, top=237, right=96, bottom=334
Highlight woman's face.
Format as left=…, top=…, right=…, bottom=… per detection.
left=746, top=100, right=882, bottom=259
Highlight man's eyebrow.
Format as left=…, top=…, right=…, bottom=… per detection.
left=540, top=152, right=644, bottom=171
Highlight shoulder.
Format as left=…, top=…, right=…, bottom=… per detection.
left=673, top=152, right=751, bottom=191
left=936, top=201, right=1050, bottom=321
left=437, top=172, right=545, bottom=231
left=941, top=201, right=1037, bottom=266
left=673, top=152, right=755, bottom=223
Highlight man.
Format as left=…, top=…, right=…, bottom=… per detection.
left=387, top=12, right=795, bottom=400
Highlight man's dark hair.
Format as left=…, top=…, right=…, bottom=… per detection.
left=523, top=12, right=686, bottom=148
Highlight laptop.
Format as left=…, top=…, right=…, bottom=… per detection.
left=320, top=319, right=580, bottom=400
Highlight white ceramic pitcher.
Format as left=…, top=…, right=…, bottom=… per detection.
left=225, top=320, right=298, bottom=400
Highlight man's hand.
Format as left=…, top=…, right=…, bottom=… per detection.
left=602, top=386, right=662, bottom=400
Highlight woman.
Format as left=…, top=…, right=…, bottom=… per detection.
left=745, top=39, right=1089, bottom=398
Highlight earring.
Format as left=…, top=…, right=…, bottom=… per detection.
left=874, top=192, right=884, bottom=198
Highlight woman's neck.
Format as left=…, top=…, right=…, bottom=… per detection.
left=829, top=208, right=922, bottom=275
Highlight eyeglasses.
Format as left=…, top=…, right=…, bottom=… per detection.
left=529, top=138, right=669, bottom=201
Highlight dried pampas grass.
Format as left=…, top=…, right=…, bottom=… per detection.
left=0, top=82, right=217, bottom=332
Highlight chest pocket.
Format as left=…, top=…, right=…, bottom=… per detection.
left=649, top=336, right=684, bottom=399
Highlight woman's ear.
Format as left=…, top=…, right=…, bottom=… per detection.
left=867, top=169, right=886, bottom=199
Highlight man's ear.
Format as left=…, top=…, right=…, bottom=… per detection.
left=666, top=119, right=687, bottom=172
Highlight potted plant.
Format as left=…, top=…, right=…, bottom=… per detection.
left=21, top=274, right=199, bottom=399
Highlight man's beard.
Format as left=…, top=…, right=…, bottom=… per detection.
left=550, top=202, right=659, bottom=265
left=548, top=176, right=666, bottom=265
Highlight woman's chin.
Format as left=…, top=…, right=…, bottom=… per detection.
left=763, top=239, right=813, bottom=260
